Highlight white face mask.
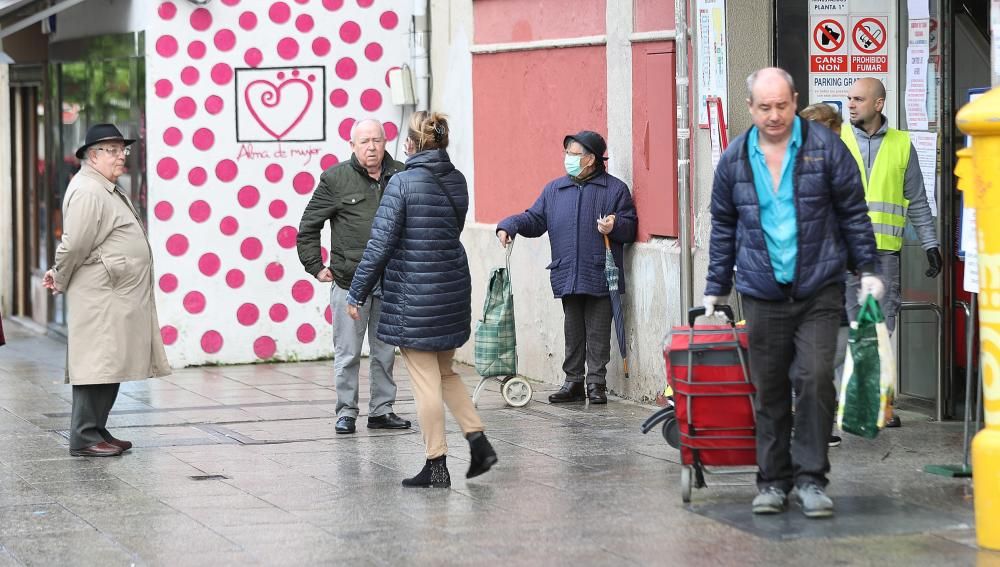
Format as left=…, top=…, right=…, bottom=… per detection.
left=564, top=154, right=583, bottom=177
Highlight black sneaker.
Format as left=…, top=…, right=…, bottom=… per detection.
left=828, top=435, right=842, bottom=447
left=884, top=415, right=901, bottom=428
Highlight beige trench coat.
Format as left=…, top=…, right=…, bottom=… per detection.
left=53, top=164, right=171, bottom=385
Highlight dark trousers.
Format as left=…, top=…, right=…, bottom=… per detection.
left=561, top=294, right=612, bottom=385
left=742, top=284, right=841, bottom=491
left=70, top=384, right=121, bottom=450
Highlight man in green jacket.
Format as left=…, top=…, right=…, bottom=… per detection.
left=297, top=119, right=409, bottom=434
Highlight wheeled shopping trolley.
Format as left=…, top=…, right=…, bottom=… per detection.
left=472, top=245, right=533, bottom=408
left=642, top=306, right=757, bottom=502
left=472, top=374, right=532, bottom=408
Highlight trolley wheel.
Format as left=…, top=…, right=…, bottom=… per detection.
left=661, top=416, right=680, bottom=449
left=680, top=466, right=693, bottom=503
left=501, top=376, right=532, bottom=407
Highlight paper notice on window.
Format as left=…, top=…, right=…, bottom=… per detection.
left=908, top=0, right=930, bottom=20
left=962, top=207, right=979, bottom=293
left=909, top=131, right=938, bottom=217
left=904, top=43, right=930, bottom=130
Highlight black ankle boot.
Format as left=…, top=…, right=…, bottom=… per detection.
left=402, top=456, right=451, bottom=488
left=587, top=383, right=607, bottom=404
left=548, top=380, right=586, bottom=403
left=466, top=432, right=498, bottom=479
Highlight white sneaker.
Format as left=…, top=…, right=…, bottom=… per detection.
left=794, top=483, right=834, bottom=518
left=751, top=487, right=787, bottom=514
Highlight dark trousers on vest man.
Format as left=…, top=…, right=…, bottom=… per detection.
left=742, top=283, right=842, bottom=492
left=561, top=294, right=612, bottom=385
left=70, top=384, right=121, bottom=450
left=844, top=251, right=901, bottom=333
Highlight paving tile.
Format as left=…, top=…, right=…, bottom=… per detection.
left=0, top=531, right=136, bottom=567
left=0, top=503, right=94, bottom=538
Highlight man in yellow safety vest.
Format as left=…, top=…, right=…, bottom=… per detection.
left=842, top=77, right=943, bottom=428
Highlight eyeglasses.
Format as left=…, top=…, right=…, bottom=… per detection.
left=96, top=147, right=131, bottom=158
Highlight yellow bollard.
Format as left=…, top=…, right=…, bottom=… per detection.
left=957, top=87, right=1000, bottom=550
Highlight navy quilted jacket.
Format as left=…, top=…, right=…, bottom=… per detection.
left=706, top=120, right=877, bottom=301
left=497, top=172, right=637, bottom=298
left=347, top=149, right=471, bottom=351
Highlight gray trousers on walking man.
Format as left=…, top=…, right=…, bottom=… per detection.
left=70, top=383, right=121, bottom=450
left=331, top=284, right=397, bottom=419
left=742, top=283, right=841, bottom=492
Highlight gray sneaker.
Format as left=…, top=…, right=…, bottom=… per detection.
left=794, top=483, right=834, bottom=518
left=751, top=487, right=787, bottom=514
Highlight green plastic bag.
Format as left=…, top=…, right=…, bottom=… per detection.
left=474, top=251, right=517, bottom=377
left=837, top=295, right=896, bottom=439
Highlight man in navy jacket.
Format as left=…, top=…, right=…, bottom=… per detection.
left=497, top=131, right=637, bottom=404
left=705, top=68, right=881, bottom=518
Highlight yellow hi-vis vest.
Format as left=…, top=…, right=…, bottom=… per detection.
left=841, top=127, right=910, bottom=251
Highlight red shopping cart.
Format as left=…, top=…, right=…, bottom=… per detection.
left=642, top=305, right=757, bottom=502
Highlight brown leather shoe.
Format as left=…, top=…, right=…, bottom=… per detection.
left=106, top=438, right=132, bottom=451
left=70, top=442, right=124, bottom=457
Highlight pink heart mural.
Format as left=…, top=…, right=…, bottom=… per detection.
left=243, top=76, right=314, bottom=140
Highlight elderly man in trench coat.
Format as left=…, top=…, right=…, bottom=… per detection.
left=43, top=123, right=171, bottom=457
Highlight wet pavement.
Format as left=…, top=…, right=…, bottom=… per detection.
left=0, top=319, right=994, bottom=566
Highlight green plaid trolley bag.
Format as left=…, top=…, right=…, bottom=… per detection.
left=472, top=244, right=533, bottom=408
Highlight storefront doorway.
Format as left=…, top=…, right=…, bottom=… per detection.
left=774, top=0, right=992, bottom=420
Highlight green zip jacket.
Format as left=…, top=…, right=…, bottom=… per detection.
left=296, top=153, right=404, bottom=290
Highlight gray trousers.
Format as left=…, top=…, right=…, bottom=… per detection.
left=331, top=285, right=397, bottom=419
left=845, top=251, right=901, bottom=333
left=70, top=383, right=120, bottom=450
left=561, top=294, right=612, bottom=385
left=743, top=284, right=841, bottom=491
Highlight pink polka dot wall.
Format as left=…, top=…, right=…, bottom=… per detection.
left=148, top=0, right=409, bottom=365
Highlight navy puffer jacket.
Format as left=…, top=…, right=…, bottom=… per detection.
left=706, top=120, right=877, bottom=301
left=497, top=172, right=637, bottom=298
left=347, top=149, right=471, bottom=351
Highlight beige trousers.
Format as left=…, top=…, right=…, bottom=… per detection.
left=400, top=348, right=484, bottom=459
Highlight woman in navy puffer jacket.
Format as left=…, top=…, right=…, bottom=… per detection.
left=348, top=111, right=497, bottom=488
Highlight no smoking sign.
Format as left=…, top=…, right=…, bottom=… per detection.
left=850, top=16, right=889, bottom=73
left=852, top=17, right=887, bottom=53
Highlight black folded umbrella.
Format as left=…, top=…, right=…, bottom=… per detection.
left=604, top=235, right=628, bottom=378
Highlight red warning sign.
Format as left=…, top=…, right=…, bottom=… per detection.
left=811, top=55, right=848, bottom=72
left=850, top=55, right=888, bottom=73
left=813, top=19, right=846, bottom=53
left=852, top=17, right=886, bottom=54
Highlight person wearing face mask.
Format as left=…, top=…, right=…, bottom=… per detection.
left=42, top=124, right=172, bottom=457
left=496, top=131, right=638, bottom=404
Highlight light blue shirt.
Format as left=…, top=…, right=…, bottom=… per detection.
left=748, top=117, right=801, bottom=285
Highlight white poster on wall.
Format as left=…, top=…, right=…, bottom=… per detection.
left=147, top=1, right=414, bottom=366
left=696, top=0, right=727, bottom=127
left=904, top=43, right=929, bottom=130
left=910, top=131, right=938, bottom=216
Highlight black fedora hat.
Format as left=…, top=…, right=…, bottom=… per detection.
left=75, top=123, right=136, bottom=159
left=563, top=130, right=609, bottom=161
